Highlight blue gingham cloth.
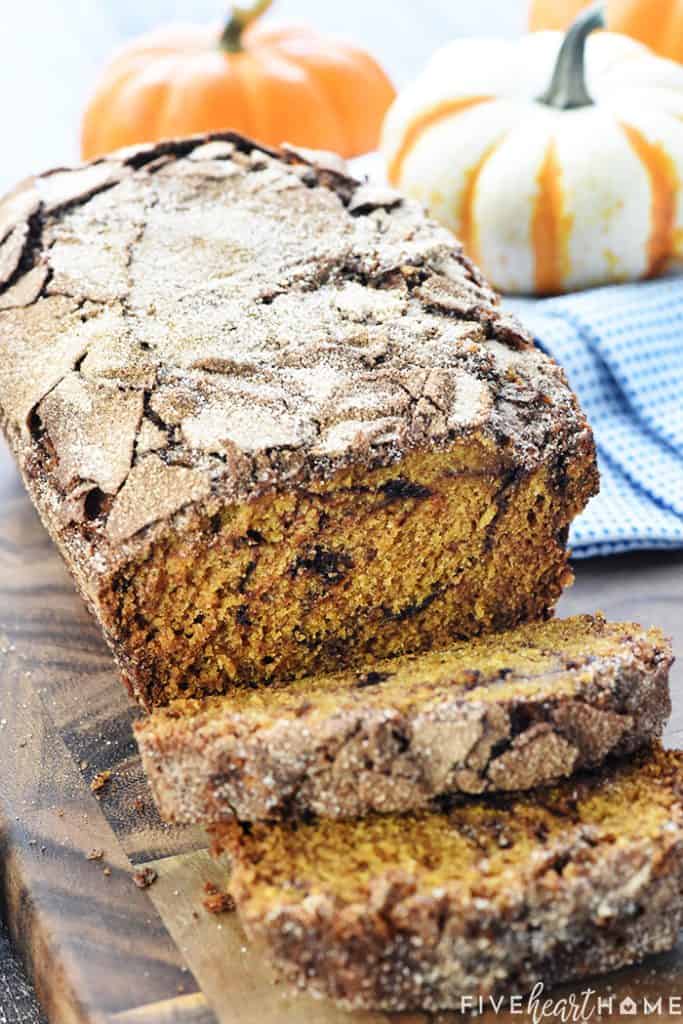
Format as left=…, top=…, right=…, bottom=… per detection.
left=508, top=279, right=683, bottom=558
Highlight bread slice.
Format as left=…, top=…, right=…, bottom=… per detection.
left=136, top=614, right=672, bottom=822
left=214, top=745, right=683, bottom=1011
left=0, top=132, right=597, bottom=709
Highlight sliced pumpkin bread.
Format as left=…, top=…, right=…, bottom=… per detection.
left=136, top=614, right=672, bottom=822
left=0, top=132, right=597, bottom=710
left=214, top=745, right=683, bottom=1011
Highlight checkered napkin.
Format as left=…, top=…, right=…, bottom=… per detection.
left=507, top=280, right=683, bottom=558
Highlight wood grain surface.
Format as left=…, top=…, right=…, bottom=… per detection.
left=1, top=439, right=682, bottom=1024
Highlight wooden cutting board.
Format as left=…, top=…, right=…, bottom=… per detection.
left=1, top=441, right=683, bottom=1024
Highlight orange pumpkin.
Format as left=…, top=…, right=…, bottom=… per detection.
left=81, top=0, right=395, bottom=161
left=529, top=0, right=589, bottom=30
left=529, top=0, right=683, bottom=63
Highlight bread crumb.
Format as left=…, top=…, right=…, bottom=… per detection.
left=202, top=881, right=235, bottom=914
left=86, top=848, right=104, bottom=861
left=90, top=770, right=112, bottom=793
left=132, top=866, right=158, bottom=889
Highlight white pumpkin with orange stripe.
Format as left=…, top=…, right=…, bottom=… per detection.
left=381, top=6, right=683, bottom=295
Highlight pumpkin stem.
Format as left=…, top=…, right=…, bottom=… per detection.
left=538, top=2, right=605, bottom=110
left=220, top=0, right=273, bottom=52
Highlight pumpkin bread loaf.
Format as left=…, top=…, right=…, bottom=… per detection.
left=0, top=132, right=597, bottom=709
left=136, top=614, right=672, bottom=822
left=214, top=745, right=683, bottom=1011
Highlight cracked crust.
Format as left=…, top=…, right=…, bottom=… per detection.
left=0, top=133, right=588, bottom=534
left=136, top=614, right=672, bottom=822
left=0, top=132, right=598, bottom=703
left=214, top=746, right=683, bottom=1011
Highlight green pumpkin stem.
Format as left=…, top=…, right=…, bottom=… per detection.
left=220, top=0, right=274, bottom=53
left=538, top=2, right=605, bottom=110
